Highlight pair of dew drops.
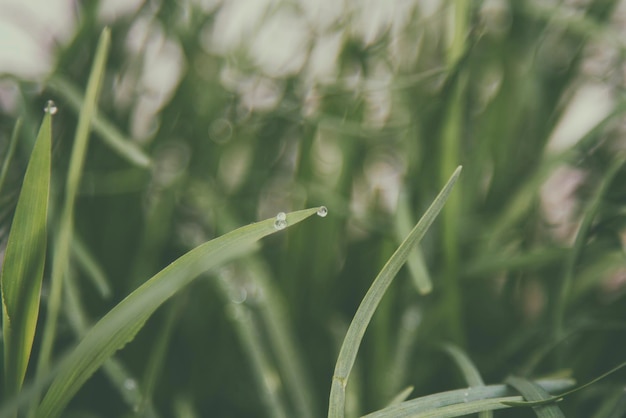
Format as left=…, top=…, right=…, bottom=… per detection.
left=42, top=97, right=329, bottom=229
left=274, top=206, right=328, bottom=230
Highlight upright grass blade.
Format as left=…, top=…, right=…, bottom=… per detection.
left=0, top=118, right=21, bottom=197
left=35, top=207, right=321, bottom=418
left=1, top=112, right=51, bottom=400
left=441, top=343, right=492, bottom=418
left=328, top=166, right=462, bottom=418
left=33, top=28, right=111, bottom=399
left=46, top=75, right=151, bottom=168
left=505, top=376, right=565, bottom=417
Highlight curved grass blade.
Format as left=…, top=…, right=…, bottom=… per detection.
left=362, top=379, right=575, bottom=418
left=441, top=343, right=492, bottom=418
left=1, top=112, right=51, bottom=399
left=328, top=166, right=462, bottom=418
left=505, top=376, right=564, bottom=417
left=35, top=207, right=321, bottom=418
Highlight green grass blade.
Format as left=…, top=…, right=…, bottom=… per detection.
left=35, top=207, right=321, bottom=418
left=441, top=343, right=485, bottom=386
left=386, top=387, right=414, bottom=407
left=440, top=343, right=491, bottom=418
left=46, top=75, right=151, bottom=168
left=71, top=236, right=111, bottom=299
left=0, top=118, right=21, bottom=197
left=328, top=166, right=462, bottom=418
left=505, top=376, right=565, bottom=418
left=222, top=297, right=288, bottom=418
left=34, top=27, right=111, bottom=394
left=62, top=266, right=156, bottom=415
left=394, top=192, right=432, bottom=294
left=1, top=112, right=51, bottom=399
left=362, top=379, right=575, bottom=418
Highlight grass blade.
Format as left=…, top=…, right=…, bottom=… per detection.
left=1, top=112, right=51, bottom=399
left=33, top=27, right=111, bottom=395
left=386, top=387, right=414, bottom=407
left=35, top=207, right=321, bottom=418
left=441, top=343, right=492, bottom=418
left=46, top=75, right=151, bottom=168
left=505, top=376, right=565, bottom=417
left=362, top=379, right=575, bottom=418
left=328, top=166, right=462, bottom=418
left=394, top=191, right=432, bottom=294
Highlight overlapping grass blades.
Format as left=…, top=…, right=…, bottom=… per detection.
left=328, top=166, right=462, bottom=418
left=441, top=343, right=491, bottom=418
left=362, top=380, right=575, bottom=418
left=1, top=113, right=51, bottom=401
left=35, top=207, right=321, bottom=418
left=506, top=376, right=565, bottom=417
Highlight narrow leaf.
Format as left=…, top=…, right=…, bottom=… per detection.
left=1, top=112, right=51, bottom=397
left=328, top=166, right=462, bottom=418
left=35, top=207, right=321, bottom=418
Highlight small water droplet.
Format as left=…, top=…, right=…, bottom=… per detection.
left=274, top=212, right=287, bottom=230
left=316, top=206, right=328, bottom=217
left=230, top=287, right=247, bottom=304
left=44, top=100, right=57, bottom=115
left=462, top=391, right=469, bottom=402
left=209, top=118, right=233, bottom=144
left=124, top=378, right=137, bottom=391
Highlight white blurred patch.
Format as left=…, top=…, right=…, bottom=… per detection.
left=350, top=0, right=397, bottom=46
left=207, top=0, right=275, bottom=53
left=298, top=0, right=345, bottom=31
left=546, top=83, right=614, bottom=153
left=0, top=0, right=76, bottom=78
left=250, top=9, right=310, bottom=77
left=128, top=22, right=186, bottom=139
left=540, top=165, right=586, bottom=243
left=305, top=31, right=344, bottom=83
left=311, top=130, right=343, bottom=187
left=98, top=0, right=145, bottom=23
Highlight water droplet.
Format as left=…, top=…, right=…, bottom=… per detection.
left=274, top=212, right=287, bottom=230
left=44, top=100, right=57, bottom=115
left=209, top=118, right=233, bottom=143
left=462, top=391, right=469, bottom=402
left=317, top=206, right=328, bottom=217
left=124, top=378, right=137, bottom=391
left=230, top=287, right=247, bottom=304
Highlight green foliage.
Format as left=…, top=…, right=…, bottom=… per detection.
left=1, top=1, right=626, bottom=417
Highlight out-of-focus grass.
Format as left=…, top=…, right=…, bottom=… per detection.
left=1, top=0, right=626, bottom=417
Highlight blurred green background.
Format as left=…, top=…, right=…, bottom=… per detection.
left=1, top=0, right=626, bottom=416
